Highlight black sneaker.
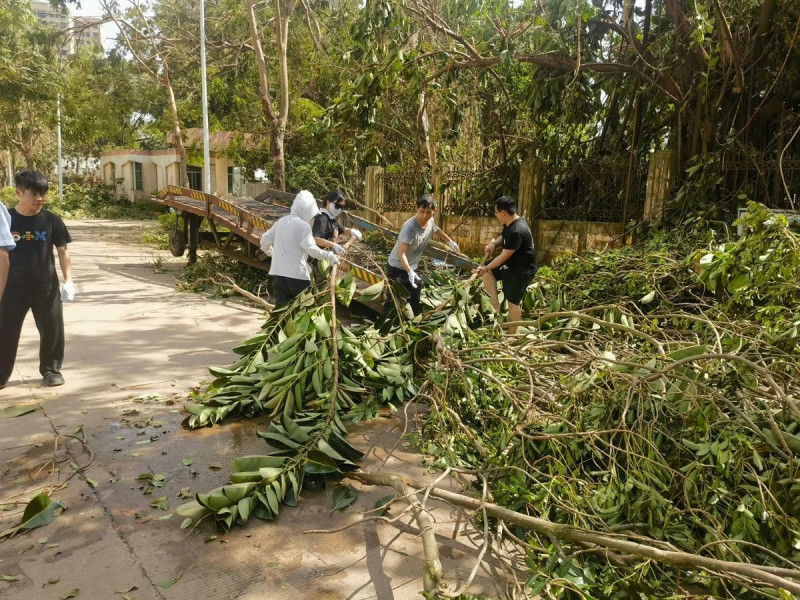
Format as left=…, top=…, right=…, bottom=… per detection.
left=43, top=373, right=65, bottom=387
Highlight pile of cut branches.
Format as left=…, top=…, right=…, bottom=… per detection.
left=180, top=204, right=800, bottom=599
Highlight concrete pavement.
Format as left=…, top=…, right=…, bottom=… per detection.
left=0, top=220, right=505, bottom=600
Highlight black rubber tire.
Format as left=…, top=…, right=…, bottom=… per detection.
left=169, top=230, right=187, bottom=257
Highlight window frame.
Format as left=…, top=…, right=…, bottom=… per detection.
left=132, top=161, right=144, bottom=191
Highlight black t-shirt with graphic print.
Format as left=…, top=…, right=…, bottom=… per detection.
left=501, top=217, right=537, bottom=275
left=312, top=212, right=344, bottom=242
left=8, top=208, right=72, bottom=290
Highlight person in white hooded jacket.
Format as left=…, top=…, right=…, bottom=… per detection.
left=260, top=190, right=339, bottom=306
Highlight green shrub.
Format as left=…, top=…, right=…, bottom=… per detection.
left=1, top=187, right=17, bottom=208
left=44, top=182, right=165, bottom=220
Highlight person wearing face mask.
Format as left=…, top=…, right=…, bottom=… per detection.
left=259, top=190, right=340, bottom=306
left=312, top=190, right=362, bottom=253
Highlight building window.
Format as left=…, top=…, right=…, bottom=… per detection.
left=107, top=163, right=116, bottom=184
left=132, top=162, right=144, bottom=191
left=227, top=166, right=234, bottom=194
left=187, top=166, right=202, bottom=191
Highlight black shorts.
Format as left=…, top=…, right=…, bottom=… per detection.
left=272, top=275, right=311, bottom=306
left=490, top=265, right=536, bottom=305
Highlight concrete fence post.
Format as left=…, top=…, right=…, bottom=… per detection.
left=364, top=166, right=384, bottom=213
left=644, top=150, right=674, bottom=220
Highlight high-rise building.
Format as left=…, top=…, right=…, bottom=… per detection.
left=30, top=1, right=103, bottom=58
left=73, top=16, right=104, bottom=52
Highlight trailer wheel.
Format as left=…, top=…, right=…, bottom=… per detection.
left=169, top=230, right=187, bottom=257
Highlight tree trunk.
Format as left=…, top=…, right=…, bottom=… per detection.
left=247, top=0, right=295, bottom=191
left=270, top=122, right=286, bottom=192
left=164, top=66, right=189, bottom=189
left=5, top=150, right=13, bottom=185
left=273, top=0, right=297, bottom=191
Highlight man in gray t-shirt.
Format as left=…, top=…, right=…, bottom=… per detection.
left=384, top=194, right=460, bottom=316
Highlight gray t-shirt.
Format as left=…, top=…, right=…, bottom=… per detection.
left=388, top=216, right=438, bottom=270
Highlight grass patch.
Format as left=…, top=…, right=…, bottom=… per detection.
left=2, top=181, right=166, bottom=220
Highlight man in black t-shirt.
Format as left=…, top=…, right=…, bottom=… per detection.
left=0, top=170, right=74, bottom=389
left=475, top=196, right=537, bottom=334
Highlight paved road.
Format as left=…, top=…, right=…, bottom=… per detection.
left=0, top=220, right=502, bottom=600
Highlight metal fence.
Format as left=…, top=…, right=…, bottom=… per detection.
left=721, top=155, right=800, bottom=210
left=539, top=155, right=647, bottom=222
left=440, top=164, right=519, bottom=217
left=376, top=171, right=430, bottom=211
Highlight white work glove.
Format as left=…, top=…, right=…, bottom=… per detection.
left=259, top=232, right=273, bottom=255
left=331, top=243, right=345, bottom=255
left=61, top=280, right=75, bottom=301
left=448, top=240, right=460, bottom=252
left=407, top=269, right=422, bottom=289
left=350, top=229, right=362, bottom=242
left=330, top=255, right=340, bottom=266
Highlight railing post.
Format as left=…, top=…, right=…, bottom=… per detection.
left=364, top=166, right=384, bottom=213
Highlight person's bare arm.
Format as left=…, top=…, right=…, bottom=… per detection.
left=0, top=249, right=8, bottom=299
left=476, top=248, right=515, bottom=274
left=56, top=245, right=72, bottom=283
left=396, top=242, right=413, bottom=273
left=314, top=236, right=338, bottom=250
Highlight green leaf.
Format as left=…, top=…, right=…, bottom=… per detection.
left=667, top=345, right=707, bottom=361
left=150, top=496, right=169, bottom=511
left=0, top=575, right=19, bottom=582
left=313, top=314, right=331, bottom=338
left=304, top=450, right=339, bottom=474
left=356, top=280, right=385, bottom=302
left=176, top=501, right=209, bottom=519
left=374, top=494, right=397, bottom=516
left=335, top=272, right=357, bottom=307
left=155, top=576, right=181, bottom=589
left=331, top=485, right=357, bottom=511
left=726, top=273, right=751, bottom=293
left=639, top=290, right=656, bottom=304
left=0, top=493, right=65, bottom=540
left=62, top=590, right=80, bottom=599
left=0, top=404, right=36, bottom=419
left=231, top=455, right=286, bottom=472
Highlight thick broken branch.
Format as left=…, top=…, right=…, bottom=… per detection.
left=349, top=471, right=800, bottom=595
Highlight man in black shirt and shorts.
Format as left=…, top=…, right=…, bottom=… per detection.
left=474, top=196, right=537, bottom=334
left=0, top=170, right=74, bottom=389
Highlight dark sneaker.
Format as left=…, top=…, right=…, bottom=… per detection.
left=43, top=373, right=65, bottom=387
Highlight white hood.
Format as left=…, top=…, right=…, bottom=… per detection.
left=291, top=190, right=319, bottom=222
left=259, top=190, right=335, bottom=281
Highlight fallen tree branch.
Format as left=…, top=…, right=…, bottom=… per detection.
left=213, top=274, right=274, bottom=310
left=346, top=469, right=446, bottom=594
left=348, top=470, right=800, bottom=595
